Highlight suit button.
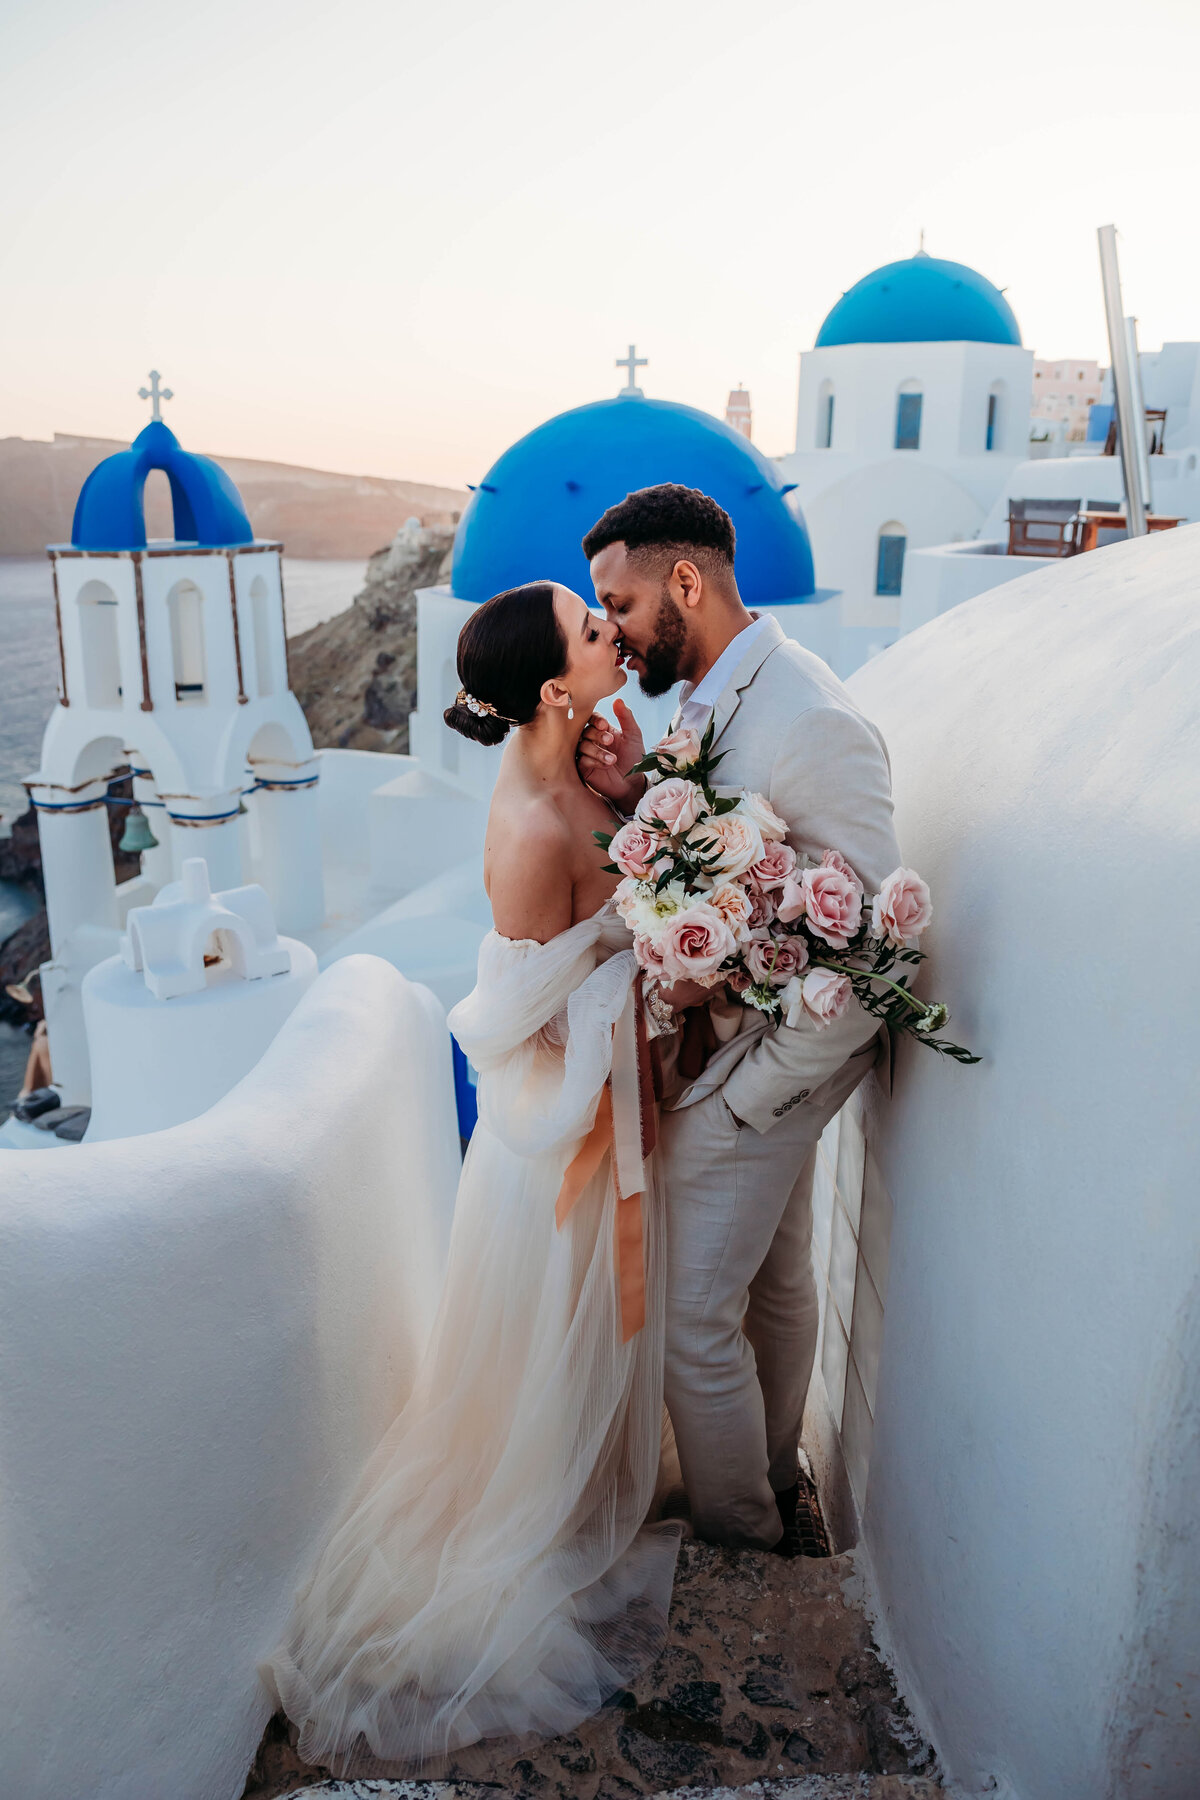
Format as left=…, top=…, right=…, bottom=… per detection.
left=798, top=1089, right=809, bottom=1101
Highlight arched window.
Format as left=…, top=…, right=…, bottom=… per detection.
left=77, top=579, right=123, bottom=709
left=986, top=380, right=1006, bottom=452
left=895, top=383, right=922, bottom=451
left=250, top=575, right=274, bottom=697
left=816, top=380, right=835, bottom=448
left=875, top=523, right=906, bottom=597
left=167, top=579, right=207, bottom=703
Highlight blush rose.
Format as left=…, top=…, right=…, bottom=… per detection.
left=797, top=862, right=864, bottom=949
left=745, top=934, right=810, bottom=987
left=749, top=840, right=797, bottom=892
left=782, top=968, right=853, bottom=1028
left=608, top=822, right=662, bottom=880
left=688, top=811, right=765, bottom=880
left=636, top=777, right=703, bottom=836
left=871, top=867, right=933, bottom=948
left=658, top=904, right=735, bottom=984
left=653, top=725, right=703, bottom=772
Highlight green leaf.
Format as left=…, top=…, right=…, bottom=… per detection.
left=592, top=830, right=613, bottom=850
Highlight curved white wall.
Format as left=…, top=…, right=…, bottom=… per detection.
left=846, top=523, right=1200, bottom=1800
left=0, top=955, right=461, bottom=1800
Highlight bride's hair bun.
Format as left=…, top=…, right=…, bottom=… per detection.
left=444, top=581, right=567, bottom=747
left=443, top=695, right=511, bottom=748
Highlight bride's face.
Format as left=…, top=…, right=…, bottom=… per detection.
left=551, top=586, right=626, bottom=713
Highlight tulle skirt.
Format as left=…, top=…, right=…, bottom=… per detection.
left=268, top=1101, right=680, bottom=1775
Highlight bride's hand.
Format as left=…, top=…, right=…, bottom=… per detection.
left=577, top=698, right=646, bottom=811
left=656, top=978, right=712, bottom=1012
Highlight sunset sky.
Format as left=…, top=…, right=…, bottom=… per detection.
left=2, top=0, right=1199, bottom=489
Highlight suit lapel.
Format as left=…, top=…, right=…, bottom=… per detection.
left=709, top=616, right=787, bottom=753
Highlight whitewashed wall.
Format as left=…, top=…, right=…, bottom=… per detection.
left=845, top=524, right=1200, bottom=1800
left=0, top=955, right=460, bottom=1800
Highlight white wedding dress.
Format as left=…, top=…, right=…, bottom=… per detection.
left=268, top=908, right=681, bottom=1774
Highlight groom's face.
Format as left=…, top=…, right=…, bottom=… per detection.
left=589, top=542, right=692, bottom=697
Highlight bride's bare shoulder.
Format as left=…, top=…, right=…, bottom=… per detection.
left=485, top=792, right=575, bottom=944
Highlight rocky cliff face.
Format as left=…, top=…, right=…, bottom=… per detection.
left=288, top=522, right=455, bottom=754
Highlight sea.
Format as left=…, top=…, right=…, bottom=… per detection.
left=0, top=554, right=366, bottom=1109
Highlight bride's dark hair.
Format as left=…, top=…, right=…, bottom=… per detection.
left=444, top=581, right=568, bottom=747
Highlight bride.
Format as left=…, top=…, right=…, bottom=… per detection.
left=268, top=580, right=684, bottom=1775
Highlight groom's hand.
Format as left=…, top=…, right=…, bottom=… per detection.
left=578, top=698, right=646, bottom=812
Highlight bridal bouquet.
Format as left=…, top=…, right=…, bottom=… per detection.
left=595, top=721, right=978, bottom=1064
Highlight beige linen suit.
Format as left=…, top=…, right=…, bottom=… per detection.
left=659, top=616, right=901, bottom=1547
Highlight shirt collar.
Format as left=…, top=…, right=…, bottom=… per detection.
left=679, top=614, right=771, bottom=718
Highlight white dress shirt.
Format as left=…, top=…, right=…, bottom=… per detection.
left=677, top=614, right=772, bottom=734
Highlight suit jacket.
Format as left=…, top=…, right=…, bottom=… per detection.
left=666, top=616, right=902, bottom=1133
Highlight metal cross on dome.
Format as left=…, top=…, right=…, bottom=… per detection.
left=138, top=370, right=174, bottom=422
left=616, top=344, right=647, bottom=397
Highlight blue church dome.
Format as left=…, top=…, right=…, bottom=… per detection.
left=816, top=253, right=1021, bottom=349
left=451, top=395, right=817, bottom=606
left=71, top=420, right=254, bottom=551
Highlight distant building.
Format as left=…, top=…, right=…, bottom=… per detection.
left=725, top=386, right=753, bottom=439
left=775, top=250, right=1032, bottom=676
left=1031, top=357, right=1105, bottom=444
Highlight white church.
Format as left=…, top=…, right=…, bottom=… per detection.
left=1, top=294, right=1198, bottom=1800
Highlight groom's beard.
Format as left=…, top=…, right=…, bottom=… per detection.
left=635, top=590, right=688, bottom=697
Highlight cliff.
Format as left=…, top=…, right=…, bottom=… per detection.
left=0, top=435, right=467, bottom=560
left=287, top=522, right=455, bottom=754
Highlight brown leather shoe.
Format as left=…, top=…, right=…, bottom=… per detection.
left=770, top=1469, right=832, bottom=1558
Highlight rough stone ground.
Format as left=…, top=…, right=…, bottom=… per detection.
left=275, top=1780, right=943, bottom=1800
left=243, top=1544, right=939, bottom=1800
left=287, top=523, right=456, bottom=756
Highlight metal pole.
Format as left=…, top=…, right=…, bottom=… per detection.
left=1097, top=225, right=1148, bottom=537
left=1124, top=314, right=1154, bottom=520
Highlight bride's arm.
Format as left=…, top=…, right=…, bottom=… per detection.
left=488, top=810, right=575, bottom=945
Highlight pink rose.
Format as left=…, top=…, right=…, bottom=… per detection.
left=707, top=880, right=754, bottom=943
left=871, top=867, right=932, bottom=948
left=799, top=863, right=864, bottom=950
left=736, top=789, right=788, bottom=843
left=746, top=882, right=777, bottom=928
left=776, top=872, right=806, bottom=925
left=688, top=810, right=764, bottom=879
left=653, top=726, right=702, bottom=772
left=658, top=903, right=735, bottom=984
left=749, top=840, right=797, bottom=892
left=745, top=933, right=810, bottom=987
left=634, top=931, right=668, bottom=981
left=609, top=822, right=662, bottom=880
left=636, top=776, right=703, bottom=836
left=783, top=967, right=852, bottom=1028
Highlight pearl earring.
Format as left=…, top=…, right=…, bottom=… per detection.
left=567, top=696, right=575, bottom=721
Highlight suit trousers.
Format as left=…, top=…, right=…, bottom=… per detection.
left=658, top=1042, right=878, bottom=1549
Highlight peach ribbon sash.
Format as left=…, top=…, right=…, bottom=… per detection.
left=555, top=983, right=656, bottom=1343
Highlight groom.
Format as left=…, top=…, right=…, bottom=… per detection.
left=579, top=483, right=901, bottom=1553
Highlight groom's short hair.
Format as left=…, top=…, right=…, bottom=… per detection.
left=582, top=484, right=736, bottom=577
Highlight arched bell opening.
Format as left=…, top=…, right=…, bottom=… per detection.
left=76, top=580, right=124, bottom=710
left=166, top=579, right=208, bottom=704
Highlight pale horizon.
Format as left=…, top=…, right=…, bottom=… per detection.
left=2, top=0, right=1199, bottom=491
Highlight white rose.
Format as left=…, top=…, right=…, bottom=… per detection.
left=735, top=788, right=788, bottom=843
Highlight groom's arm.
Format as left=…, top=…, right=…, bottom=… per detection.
left=721, top=704, right=902, bottom=1134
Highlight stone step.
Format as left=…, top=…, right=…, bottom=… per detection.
left=280, top=1780, right=945, bottom=1799
left=247, top=1543, right=939, bottom=1800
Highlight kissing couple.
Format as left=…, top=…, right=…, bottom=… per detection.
left=268, top=482, right=902, bottom=1774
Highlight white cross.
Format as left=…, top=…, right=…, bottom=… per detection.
left=138, top=370, right=174, bottom=422
left=616, top=344, right=647, bottom=396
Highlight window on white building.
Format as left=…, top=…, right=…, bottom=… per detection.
left=167, top=579, right=207, bottom=703
left=986, top=381, right=1005, bottom=452
left=78, top=579, right=123, bottom=709
left=895, top=387, right=922, bottom=450
left=251, top=576, right=274, bottom=697
left=876, top=524, right=906, bottom=596
left=817, top=383, right=835, bottom=448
